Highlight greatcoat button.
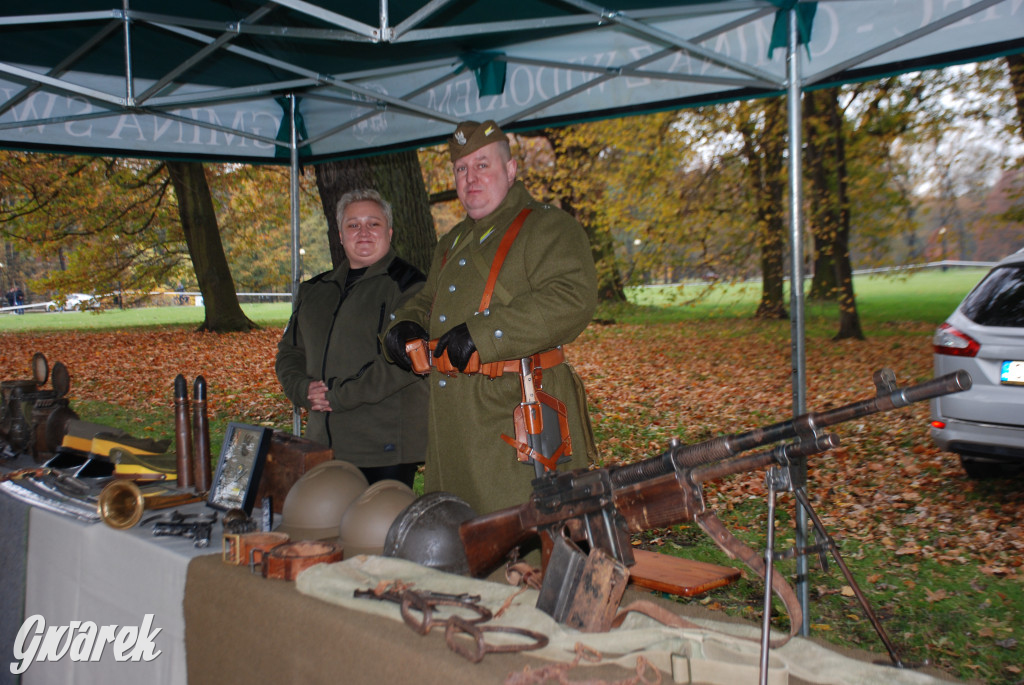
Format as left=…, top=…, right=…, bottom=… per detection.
left=494, top=330, right=503, bottom=339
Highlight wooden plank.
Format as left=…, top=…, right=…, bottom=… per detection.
left=628, top=548, right=741, bottom=597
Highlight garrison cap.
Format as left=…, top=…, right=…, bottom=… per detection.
left=448, top=120, right=506, bottom=163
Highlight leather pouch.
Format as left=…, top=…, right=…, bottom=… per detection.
left=503, top=387, right=571, bottom=472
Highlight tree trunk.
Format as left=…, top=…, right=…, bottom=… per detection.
left=314, top=151, right=436, bottom=273
left=739, top=97, right=788, bottom=319
left=826, top=91, right=864, bottom=341
left=166, top=161, right=256, bottom=333
left=1007, top=54, right=1024, bottom=135
left=804, top=90, right=839, bottom=302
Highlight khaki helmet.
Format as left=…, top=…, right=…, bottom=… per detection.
left=338, top=479, right=416, bottom=557
left=383, top=491, right=477, bottom=575
left=275, top=460, right=369, bottom=540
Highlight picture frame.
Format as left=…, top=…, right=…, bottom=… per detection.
left=207, top=423, right=271, bottom=515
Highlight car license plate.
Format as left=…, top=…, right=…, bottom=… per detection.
left=1000, top=361, right=1024, bottom=385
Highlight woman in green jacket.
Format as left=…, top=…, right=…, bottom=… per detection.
left=276, top=189, right=428, bottom=487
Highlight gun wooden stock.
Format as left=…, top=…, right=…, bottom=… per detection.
left=460, top=504, right=539, bottom=576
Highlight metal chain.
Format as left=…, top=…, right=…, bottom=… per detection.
left=354, top=581, right=550, bottom=662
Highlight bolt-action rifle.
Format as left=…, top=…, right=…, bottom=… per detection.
left=459, top=369, right=971, bottom=642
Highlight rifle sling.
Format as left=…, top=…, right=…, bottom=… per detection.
left=611, top=599, right=706, bottom=631
left=695, top=510, right=802, bottom=648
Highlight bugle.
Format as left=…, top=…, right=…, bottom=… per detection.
left=97, top=479, right=203, bottom=529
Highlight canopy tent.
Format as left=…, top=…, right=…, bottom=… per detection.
left=2, top=0, right=1023, bottom=639
left=0, top=1, right=1021, bottom=162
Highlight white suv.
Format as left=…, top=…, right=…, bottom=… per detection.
left=931, top=249, right=1024, bottom=478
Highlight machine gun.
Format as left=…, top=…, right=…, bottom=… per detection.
left=459, top=370, right=971, bottom=652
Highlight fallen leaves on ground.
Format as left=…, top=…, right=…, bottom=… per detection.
left=1, top=319, right=1020, bottom=573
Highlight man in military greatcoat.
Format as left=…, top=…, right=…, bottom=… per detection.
left=384, top=120, right=598, bottom=515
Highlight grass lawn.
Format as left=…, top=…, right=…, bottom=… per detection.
left=0, top=302, right=295, bottom=332
left=618, top=267, right=986, bottom=328
left=0, top=267, right=986, bottom=333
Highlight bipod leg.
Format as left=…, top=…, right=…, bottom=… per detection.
left=791, top=487, right=906, bottom=668
left=758, top=466, right=782, bottom=685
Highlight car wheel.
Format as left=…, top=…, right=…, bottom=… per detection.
left=959, top=454, right=1003, bottom=479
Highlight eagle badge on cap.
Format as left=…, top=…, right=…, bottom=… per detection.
left=454, top=130, right=467, bottom=145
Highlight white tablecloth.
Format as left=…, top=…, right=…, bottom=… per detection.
left=21, top=502, right=218, bottom=685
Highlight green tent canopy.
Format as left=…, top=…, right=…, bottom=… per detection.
left=1, top=0, right=1021, bottom=163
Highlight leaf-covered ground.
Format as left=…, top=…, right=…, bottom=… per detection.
left=2, top=320, right=1021, bottom=681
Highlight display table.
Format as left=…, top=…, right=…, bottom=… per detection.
left=183, top=554, right=962, bottom=685
left=0, top=491, right=30, bottom=685
left=20, top=501, right=216, bottom=685
left=184, top=554, right=673, bottom=685
left=6, top=482, right=963, bottom=685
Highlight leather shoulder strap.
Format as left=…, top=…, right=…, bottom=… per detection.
left=478, top=208, right=531, bottom=313
left=696, top=510, right=802, bottom=647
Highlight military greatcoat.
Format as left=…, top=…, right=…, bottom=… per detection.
left=387, top=181, right=599, bottom=515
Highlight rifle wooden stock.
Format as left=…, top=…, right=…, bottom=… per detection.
left=460, top=505, right=538, bottom=576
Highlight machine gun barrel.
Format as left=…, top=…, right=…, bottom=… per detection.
left=610, top=369, right=970, bottom=489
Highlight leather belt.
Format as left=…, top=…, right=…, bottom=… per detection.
left=261, top=540, right=343, bottom=581
left=406, top=340, right=565, bottom=378
left=222, top=531, right=289, bottom=567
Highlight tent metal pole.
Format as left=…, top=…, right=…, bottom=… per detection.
left=785, top=7, right=811, bottom=637
left=289, top=93, right=303, bottom=437
left=121, top=0, right=134, bottom=104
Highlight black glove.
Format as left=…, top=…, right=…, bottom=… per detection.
left=384, top=321, right=428, bottom=371
left=434, top=323, right=476, bottom=372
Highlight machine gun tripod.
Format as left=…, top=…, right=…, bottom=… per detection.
left=758, top=448, right=909, bottom=684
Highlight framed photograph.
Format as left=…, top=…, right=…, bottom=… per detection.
left=207, top=423, right=271, bottom=515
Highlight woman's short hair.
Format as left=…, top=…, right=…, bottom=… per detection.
left=336, top=188, right=393, bottom=228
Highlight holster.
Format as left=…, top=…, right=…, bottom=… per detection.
left=503, top=387, right=571, bottom=472
left=405, top=338, right=499, bottom=377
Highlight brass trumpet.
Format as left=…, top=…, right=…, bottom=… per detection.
left=96, top=479, right=204, bottom=529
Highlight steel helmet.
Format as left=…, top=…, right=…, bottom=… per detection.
left=338, top=479, right=416, bottom=557
left=275, top=460, right=368, bottom=540
left=383, top=491, right=477, bottom=575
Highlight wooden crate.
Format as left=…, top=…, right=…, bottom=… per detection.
left=254, top=431, right=333, bottom=514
